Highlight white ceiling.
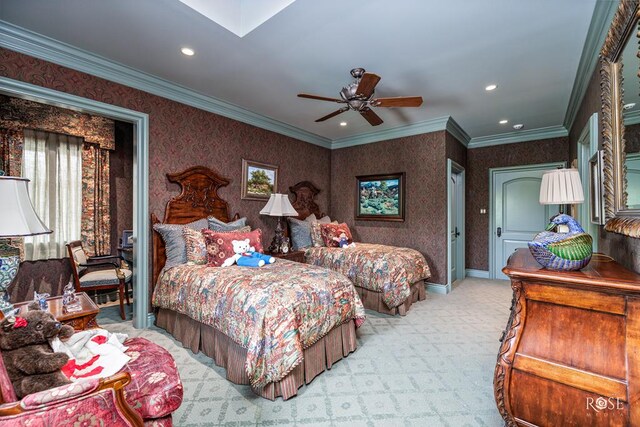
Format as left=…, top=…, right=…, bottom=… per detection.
left=0, top=0, right=598, bottom=143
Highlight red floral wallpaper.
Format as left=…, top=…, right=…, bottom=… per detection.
left=0, top=48, right=331, bottom=248
left=331, top=131, right=449, bottom=285
left=465, top=137, right=570, bottom=271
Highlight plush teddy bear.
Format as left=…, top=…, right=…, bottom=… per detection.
left=222, top=239, right=276, bottom=268
left=0, top=304, right=75, bottom=398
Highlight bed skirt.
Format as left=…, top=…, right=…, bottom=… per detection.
left=355, top=280, right=426, bottom=316
left=155, top=309, right=358, bottom=400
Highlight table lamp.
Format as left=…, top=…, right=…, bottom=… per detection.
left=0, top=176, right=52, bottom=314
left=260, top=193, right=298, bottom=253
left=529, top=168, right=592, bottom=271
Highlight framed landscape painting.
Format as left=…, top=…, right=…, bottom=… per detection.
left=241, top=159, right=278, bottom=201
left=355, top=172, right=405, bottom=221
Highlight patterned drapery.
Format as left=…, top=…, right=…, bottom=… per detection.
left=81, top=143, right=111, bottom=256
left=0, top=128, right=23, bottom=176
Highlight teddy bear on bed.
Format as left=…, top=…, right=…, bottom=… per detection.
left=222, top=238, right=276, bottom=268
left=0, top=304, right=75, bottom=398
left=333, top=232, right=356, bottom=249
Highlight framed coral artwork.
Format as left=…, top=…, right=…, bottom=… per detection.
left=355, top=172, right=405, bottom=221
left=241, top=159, right=278, bottom=201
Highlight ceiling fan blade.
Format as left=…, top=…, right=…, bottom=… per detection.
left=298, top=93, right=345, bottom=103
left=315, top=107, right=350, bottom=122
left=356, top=73, right=381, bottom=98
left=360, top=108, right=384, bottom=126
left=372, top=96, right=423, bottom=107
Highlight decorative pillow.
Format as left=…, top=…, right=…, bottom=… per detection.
left=310, top=217, right=335, bottom=247
left=203, top=229, right=264, bottom=267
left=288, top=217, right=312, bottom=250
left=208, top=216, right=248, bottom=232
left=184, top=226, right=251, bottom=264
left=153, top=218, right=208, bottom=269
left=320, top=223, right=353, bottom=248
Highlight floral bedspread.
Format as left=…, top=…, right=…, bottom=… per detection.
left=305, top=243, right=431, bottom=309
left=152, top=261, right=365, bottom=388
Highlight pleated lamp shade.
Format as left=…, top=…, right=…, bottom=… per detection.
left=260, top=193, right=298, bottom=217
left=539, top=169, right=584, bottom=205
left=0, top=176, right=52, bottom=237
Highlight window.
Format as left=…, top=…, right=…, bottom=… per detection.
left=22, top=129, right=82, bottom=260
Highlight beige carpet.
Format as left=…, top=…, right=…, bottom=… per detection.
left=98, top=277, right=512, bottom=426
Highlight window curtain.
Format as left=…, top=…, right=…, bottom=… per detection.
left=0, top=128, right=23, bottom=176
left=81, top=143, right=111, bottom=256
left=22, top=129, right=83, bottom=260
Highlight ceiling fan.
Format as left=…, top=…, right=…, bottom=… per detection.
left=297, top=68, right=423, bottom=126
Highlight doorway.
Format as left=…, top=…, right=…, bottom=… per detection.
left=447, top=159, right=465, bottom=288
left=0, top=76, right=151, bottom=328
left=489, top=162, right=565, bottom=280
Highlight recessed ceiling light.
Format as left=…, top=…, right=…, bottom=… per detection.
left=624, top=102, right=636, bottom=110
left=513, top=124, right=524, bottom=130
left=485, top=84, right=497, bottom=91
left=181, top=47, right=195, bottom=56
left=340, top=122, right=347, bottom=127
left=499, top=119, right=508, bottom=125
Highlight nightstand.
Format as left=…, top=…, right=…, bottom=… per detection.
left=265, top=250, right=306, bottom=263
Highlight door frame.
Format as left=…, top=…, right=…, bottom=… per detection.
left=576, top=113, right=599, bottom=251
left=447, top=159, right=465, bottom=288
left=0, top=76, right=152, bottom=329
left=488, top=161, right=565, bottom=279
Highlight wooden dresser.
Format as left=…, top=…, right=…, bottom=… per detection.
left=495, top=248, right=640, bottom=426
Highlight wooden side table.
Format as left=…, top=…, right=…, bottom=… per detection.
left=12, top=292, right=100, bottom=331
left=495, top=248, right=640, bottom=426
left=265, top=250, right=306, bottom=263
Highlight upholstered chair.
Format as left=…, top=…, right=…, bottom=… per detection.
left=0, top=337, right=184, bottom=426
left=66, top=241, right=132, bottom=320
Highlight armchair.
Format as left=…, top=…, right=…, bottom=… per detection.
left=0, top=337, right=183, bottom=426
left=66, top=241, right=132, bottom=320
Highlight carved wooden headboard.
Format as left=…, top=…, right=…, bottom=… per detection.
left=151, top=166, right=239, bottom=287
left=289, top=181, right=325, bottom=220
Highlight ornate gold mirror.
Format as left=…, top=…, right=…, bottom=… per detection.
left=600, top=0, right=640, bottom=237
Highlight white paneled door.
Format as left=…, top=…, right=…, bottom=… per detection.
left=491, top=163, right=563, bottom=279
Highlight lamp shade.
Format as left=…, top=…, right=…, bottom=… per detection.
left=539, top=169, right=584, bottom=205
left=0, top=176, right=52, bottom=237
left=259, top=193, right=298, bottom=217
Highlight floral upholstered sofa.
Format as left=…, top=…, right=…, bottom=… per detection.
left=0, top=337, right=183, bottom=426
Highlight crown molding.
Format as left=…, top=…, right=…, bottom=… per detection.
left=445, top=116, right=470, bottom=147
left=563, top=0, right=618, bottom=132
left=0, top=17, right=605, bottom=152
left=330, top=116, right=451, bottom=149
left=624, top=109, right=640, bottom=126
left=0, top=20, right=332, bottom=149
left=467, top=125, right=568, bottom=148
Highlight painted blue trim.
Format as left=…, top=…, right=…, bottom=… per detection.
left=563, top=1, right=619, bottom=132
left=0, top=76, right=152, bottom=329
left=0, top=20, right=331, bottom=149
left=468, top=125, right=568, bottom=148
left=426, top=282, right=451, bottom=295
left=446, top=117, right=470, bottom=147
left=465, top=269, right=490, bottom=279
left=624, top=110, right=640, bottom=126
left=331, top=116, right=450, bottom=149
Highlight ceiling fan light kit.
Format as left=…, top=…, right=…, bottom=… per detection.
left=298, top=68, right=423, bottom=126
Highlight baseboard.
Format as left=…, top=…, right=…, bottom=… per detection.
left=426, top=282, right=451, bottom=295
left=146, top=312, right=156, bottom=328
left=466, top=269, right=490, bottom=279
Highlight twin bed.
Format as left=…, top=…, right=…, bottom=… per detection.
left=151, top=167, right=431, bottom=400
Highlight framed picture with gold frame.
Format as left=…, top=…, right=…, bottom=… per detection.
left=241, top=159, right=278, bottom=201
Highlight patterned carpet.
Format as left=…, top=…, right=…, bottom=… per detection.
left=98, top=277, right=512, bottom=426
